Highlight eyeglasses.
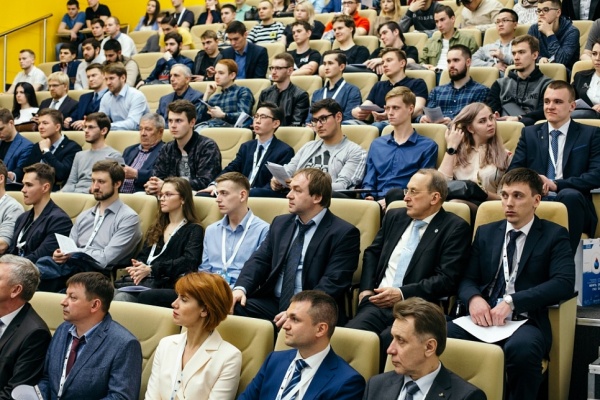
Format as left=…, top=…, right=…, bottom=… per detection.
left=403, top=188, right=431, bottom=196
left=268, top=66, right=291, bottom=71
left=535, top=7, right=559, bottom=14
left=309, top=114, right=334, bottom=126
left=159, top=192, right=180, bottom=199
left=341, top=1, right=357, bottom=4
left=253, top=114, right=275, bottom=121
left=495, top=18, right=515, bottom=24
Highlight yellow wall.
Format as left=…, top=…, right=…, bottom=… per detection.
left=0, top=0, right=205, bottom=88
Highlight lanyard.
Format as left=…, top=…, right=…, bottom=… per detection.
left=85, top=208, right=106, bottom=249
left=16, top=211, right=35, bottom=253
left=176, top=8, right=187, bottom=26
left=502, top=234, right=520, bottom=295
left=221, top=215, right=254, bottom=272
left=248, top=144, right=268, bottom=185
left=323, top=80, right=346, bottom=100
left=58, top=336, right=80, bottom=398
left=147, top=219, right=187, bottom=265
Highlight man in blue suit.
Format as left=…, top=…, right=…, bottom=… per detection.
left=509, top=80, right=600, bottom=253
left=0, top=109, right=33, bottom=182
left=239, top=290, right=365, bottom=400
left=64, top=63, right=108, bottom=130
left=37, top=272, right=142, bottom=400
left=220, top=21, right=268, bottom=79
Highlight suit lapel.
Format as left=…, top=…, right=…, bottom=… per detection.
left=537, top=123, right=550, bottom=170
left=407, top=209, right=446, bottom=272
left=304, top=348, right=336, bottom=398
left=489, top=222, right=506, bottom=281
left=562, top=121, right=580, bottom=170
left=0, top=305, right=29, bottom=353
left=516, top=217, right=542, bottom=280
left=303, top=211, right=332, bottom=278
left=424, top=366, right=452, bottom=400
left=274, top=216, right=297, bottom=275
left=180, top=331, right=222, bottom=387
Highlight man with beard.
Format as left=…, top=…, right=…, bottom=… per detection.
left=65, top=63, right=109, bottom=130
left=488, top=34, right=552, bottom=126
left=156, top=64, right=202, bottom=128
left=419, top=45, right=489, bottom=124
left=36, top=161, right=142, bottom=291
left=103, top=39, right=141, bottom=88
left=137, top=32, right=193, bottom=88
left=74, top=38, right=103, bottom=89
left=61, top=112, right=121, bottom=193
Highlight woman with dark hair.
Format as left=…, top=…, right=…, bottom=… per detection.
left=573, top=39, right=600, bottom=118
left=114, top=177, right=203, bottom=303
left=145, top=272, right=241, bottom=400
left=197, top=0, right=222, bottom=24
left=135, top=0, right=161, bottom=31
left=12, top=82, right=39, bottom=126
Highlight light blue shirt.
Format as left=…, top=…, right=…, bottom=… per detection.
left=199, top=209, right=269, bottom=285
left=99, top=84, right=150, bottom=131
left=274, top=208, right=328, bottom=297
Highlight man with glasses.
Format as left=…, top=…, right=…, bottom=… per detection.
left=253, top=99, right=366, bottom=197
left=37, top=72, right=79, bottom=121
left=472, top=8, right=518, bottom=75
left=460, top=0, right=503, bottom=32
left=61, top=112, right=121, bottom=194
left=258, top=53, right=310, bottom=127
left=323, top=0, right=369, bottom=36
left=346, top=169, right=471, bottom=363
left=199, top=102, right=294, bottom=195
left=527, top=0, right=579, bottom=70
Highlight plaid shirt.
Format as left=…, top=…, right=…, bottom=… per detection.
left=426, top=78, right=490, bottom=120
left=196, top=84, right=255, bottom=128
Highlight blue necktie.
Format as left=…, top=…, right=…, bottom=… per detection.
left=488, top=230, right=522, bottom=307
left=392, top=220, right=427, bottom=288
left=405, top=380, right=420, bottom=400
left=281, top=359, right=308, bottom=400
left=280, top=221, right=314, bottom=311
left=546, top=130, right=561, bottom=180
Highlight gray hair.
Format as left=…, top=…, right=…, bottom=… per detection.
left=0, top=255, right=40, bottom=301
left=139, top=113, right=166, bottom=130
left=171, top=63, right=192, bottom=78
left=417, top=169, right=448, bottom=202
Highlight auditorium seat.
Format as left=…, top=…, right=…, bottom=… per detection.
left=405, top=70, right=436, bottom=94
left=190, top=23, right=223, bottom=49
left=180, top=49, right=200, bottom=61
left=0, top=94, right=12, bottom=110
left=237, top=78, right=272, bottom=114
left=273, top=17, right=295, bottom=26
left=193, top=195, right=223, bottom=230
left=573, top=20, right=594, bottom=55
left=382, top=123, right=446, bottom=168
left=403, top=32, right=428, bottom=56
left=104, top=131, right=143, bottom=154
left=287, top=39, right=332, bottom=55
left=68, top=89, right=92, bottom=102
left=139, top=84, right=174, bottom=113
left=35, top=91, right=53, bottom=105
left=50, top=192, right=97, bottom=223
left=314, top=13, right=335, bottom=26
left=358, top=9, right=378, bottom=31
left=341, top=125, right=379, bottom=152
left=497, top=120, right=524, bottom=154
left=257, top=42, right=285, bottom=76
left=439, top=66, right=499, bottom=88
left=387, top=200, right=471, bottom=225
left=571, top=60, right=592, bottom=83
left=275, top=126, right=314, bottom=153
left=37, top=62, right=58, bottom=77
left=132, top=53, right=163, bottom=80
left=129, top=31, right=158, bottom=53
left=290, top=75, right=324, bottom=100
left=120, top=194, right=159, bottom=243
left=201, top=127, right=253, bottom=168
left=342, top=72, right=379, bottom=102
left=247, top=197, right=289, bottom=224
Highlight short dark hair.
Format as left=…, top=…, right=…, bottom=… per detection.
left=393, top=297, right=447, bottom=356
left=221, top=3, right=237, bottom=13
left=59, top=43, right=77, bottom=54
left=66, top=272, right=114, bottom=313
left=291, top=20, right=312, bottom=32
left=322, top=49, right=347, bottom=66
left=225, top=20, right=247, bottom=35
left=546, top=80, right=576, bottom=102
left=161, top=14, right=178, bottom=27
left=434, top=4, right=455, bottom=18
left=103, top=62, right=127, bottom=77
left=448, top=44, right=472, bottom=59
left=0, top=108, right=14, bottom=124
left=290, top=290, right=338, bottom=338
left=103, top=38, right=122, bottom=53
left=67, top=0, right=80, bottom=7
left=377, top=21, right=406, bottom=43
left=310, top=98, right=343, bottom=118
left=201, top=30, right=218, bottom=40
left=256, top=101, right=284, bottom=123
left=91, top=18, right=105, bottom=27
left=92, top=160, right=125, bottom=186
left=293, top=168, right=332, bottom=208
left=273, top=52, right=294, bottom=68
left=82, top=38, right=101, bottom=50
left=215, top=172, right=250, bottom=192
left=512, top=34, right=539, bottom=54
left=164, top=31, right=183, bottom=44
left=331, top=14, right=355, bottom=36
left=167, top=99, right=197, bottom=123
left=499, top=167, right=544, bottom=196
left=86, top=62, right=104, bottom=73
left=379, top=47, right=407, bottom=67
left=86, top=112, right=112, bottom=137
left=38, top=108, right=63, bottom=127
left=497, top=8, right=518, bottom=22
left=0, top=255, right=40, bottom=302
left=23, top=163, right=56, bottom=187
left=0, top=160, right=6, bottom=183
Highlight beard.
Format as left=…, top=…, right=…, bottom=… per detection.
left=94, top=187, right=115, bottom=201
left=449, top=66, right=468, bottom=82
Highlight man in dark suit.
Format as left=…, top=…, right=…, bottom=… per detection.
left=448, top=168, right=575, bottom=400
left=220, top=21, right=268, bottom=79
left=0, top=109, right=33, bottom=182
left=10, top=163, right=72, bottom=263
left=239, top=290, right=365, bottom=400
left=38, top=72, right=79, bottom=120
left=52, top=44, right=81, bottom=90
left=37, top=272, right=142, bottom=400
left=121, top=113, right=165, bottom=193
left=232, top=168, right=360, bottom=327
left=364, top=298, right=486, bottom=400
left=155, top=64, right=203, bottom=128
left=509, top=80, right=600, bottom=253
left=198, top=102, right=294, bottom=195
left=64, top=63, right=108, bottom=130
left=346, top=169, right=471, bottom=349
left=0, top=255, right=51, bottom=400
left=20, top=109, right=82, bottom=188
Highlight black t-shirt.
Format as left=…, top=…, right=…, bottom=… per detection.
left=85, top=4, right=111, bottom=21
left=283, top=20, right=326, bottom=48
left=174, top=9, right=195, bottom=27
left=342, top=45, right=370, bottom=64
left=194, top=51, right=220, bottom=80
left=370, top=44, right=419, bottom=63
left=288, top=49, right=321, bottom=73
left=0, top=140, right=12, bottom=163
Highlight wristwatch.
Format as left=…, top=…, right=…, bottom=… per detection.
left=446, top=147, right=457, bottom=155
left=503, top=294, right=515, bottom=310
left=41, top=148, right=50, bottom=154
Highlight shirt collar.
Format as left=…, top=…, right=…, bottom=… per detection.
left=222, top=209, right=254, bottom=232
left=387, top=130, right=420, bottom=145
left=405, top=362, right=442, bottom=398
left=68, top=319, right=102, bottom=340
left=137, top=140, right=162, bottom=152
left=327, top=77, right=345, bottom=91
left=0, top=305, right=24, bottom=330
left=547, top=119, right=571, bottom=135
left=293, top=344, right=331, bottom=370
left=506, top=215, right=535, bottom=237
left=235, top=43, right=249, bottom=56
left=294, top=207, right=327, bottom=228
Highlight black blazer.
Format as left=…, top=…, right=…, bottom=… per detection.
left=39, top=96, right=79, bottom=120
left=0, top=303, right=51, bottom=400
left=70, top=91, right=105, bottom=122
left=459, top=217, right=575, bottom=352
left=220, top=42, right=268, bottom=79
left=20, top=135, right=82, bottom=186
left=9, top=199, right=73, bottom=263
left=572, top=68, right=597, bottom=107
left=122, top=141, right=165, bottom=192
left=218, top=136, right=294, bottom=188
left=562, top=0, right=600, bottom=21
left=509, top=120, right=600, bottom=234
left=361, top=208, right=471, bottom=301
left=236, top=210, right=360, bottom=312
left=51, top=62, right=81, bottom=90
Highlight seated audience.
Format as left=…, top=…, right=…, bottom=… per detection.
left=100, top=17, right=137, bottom=58
left=582, top=19, right=600, bottom=61
left=239, top=291, right=365, bottom=399
left=199, top=173, right=270, bottom=285
left=171, top=0, right=195, bottom=29
left=282, top=1, right=325, bottom=45
left=364, top=298, right=486, bottom=400
left=103, top=39, right=141, bottom=88
left=420, top=45, right=489, bottom=124
left=65, top=63, right=109, bottom=130
left=99, top=63, right=150, bottom=131
left=145, top=272, right=242, bottom=399
left=85, top=0, right=111, bottom=28
left=573, top=39, right=600, bottom=117
left=20, top=109, right=82, bottom=186
left=287, top=21, right=322, bottom=76
left=134, top=0, right=160, bottom=31
left=221, top=21, right=269, bottom=79
left=192, top=30, right=223, bottom=82
left=513, top=0, right=538, bottom=25
left=0, top=162, right=24, bottom=254
left=472, top=8, right=518, bottom=75
left=323, top=0, right=369, bottom=36
left=121, top=113, right=166, bottom=193
left=52, top=44, right=81, bottom=90
left=562, top=0, right=600, bottom=20
left=370, top=0, right=402, bottom=36
left=142, top=14, right=194, bottom=53
left=36, top=161, right=142, bottom=291
left=37, top=72, right=79, bottom=120
left=11, top=82, right=39, bottom=127
left=362, top=88, right=438, bottom=208
left=330, top=15, right=370, bottom=65
left=216, top=4, right=237, bottom=46
left=56, top=0, right=86, bottom=59
left=195, top=59, right=255, bottom=129
left=365, top=22, right=418, bottom=72
left=90, top=17, right=107, bottom=43
left=37, top=272, right=142, bottom=400
left=157, top=64, right=203, bottom=127
left=400, top=0, right=438, bottom=37
left=0, top=109, right=33, bottom=181
left=235, top=0, right=252, bottom=21
left=61, top=112, right=121, bottom=193
left=197, top=0, right=222, bottom=25
left=247, top=0, right=286, bottom=44
left=146, top=100, right=222, bottom=195
left=447, top=167, right=575, bottom=400
left=75, top=38, right=104, bottom=89
left=461, top=0, right=503, bottom=32
left=11, top=163, right=72, bottom=263
left=137, top=32, right=194, bottom=88
left=259, top=53, right=310, bottom=126
left=5, top=49, right=48, bottom=94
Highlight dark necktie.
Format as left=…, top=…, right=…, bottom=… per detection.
left=279, top=221, right=314, bottom=311
left=256, top=145, right=264, bottom=166
left=546, top=130, right=561, bottom=180
left=405, top=380, right=420, bottom=400
left=488, top=230, right=522, bottom=307
left=281, top=359, right=308, bottom=400
left=65, top=336, right=85, bottom=376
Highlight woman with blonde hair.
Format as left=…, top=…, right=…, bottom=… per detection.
left=369, top=0, right=402, bottom=35
left=283, top=0, right=325, bottom=46
left=145, top=272, right=242, bottom=400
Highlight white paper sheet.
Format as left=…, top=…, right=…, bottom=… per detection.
left=266, top=162, right=290, bottom=185
left=359, top=104, right=384, bottom=112
left=452, top=316, right=528, bottom=343
left=55, top=234, right=79, bottom=254
left=11, top=385, right=43, bottom=400
left=423, top=107, right=445, bottom=123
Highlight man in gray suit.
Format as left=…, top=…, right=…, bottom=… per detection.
left=363, top=297, right=486, bottom=400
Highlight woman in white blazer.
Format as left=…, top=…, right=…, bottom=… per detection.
left=145, top=272, right=242, bottom=400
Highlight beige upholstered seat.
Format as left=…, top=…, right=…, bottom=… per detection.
left=341, top=125, right=379, bottom=152
left=439, top=66, right=499, bottom=88
left=190, top=23, right=224, bottom=49
left=201, top=127, right=253, bottom=168
left=216, top=315, right=274, bottom=395
left=571, top=60, right=593, bottom=83
left=6, top=192, right=27, bottom=209
left=29, top=292, right=67, bottom=334
left=50, top=192, right=98, bottom=223
left=180, top=49, right=200, bottom=61
left=275, top=126, right=314, bottom=153
left=385, top=338, right=505, bottom=400
left=290, top=75, right=323, bottom=100
left=275, top=326, right=380, bottom=381
left=129, top=31, right=158, bottom=52
left=505, top=63, right=567, bottom=82
left=35, top=91, right=53, bottom=105
left=68, top=89, right=92, bottom=102
left=132, top=53, right=163, bottom=80
left=314, top=13, right=335, bottom=26
left=120, top=194, right=159, bottom=242
left=497, top=120, right=524, bottom=154
left=242, top=20, right=259, bottom=31
left=0, top=94, right=12, bottom=110
left=236, top=78, right=272, bottom=113
left=257, top=42, right=286, bottom=76
left=574, top=20, right=594, bottom=54
left=358, top=9, right=377, bottom=31
left=342, top=72, right=379, bottom=101
left=104, top=131, right=143, bottom=154
left=387, top=200, right=471, bottom=225
left=483, top=24, right=530, bottom=45
left=139, top=84, right=174, bottom=113
left=273, top=17, right=295, bottom=26
left=403, top=32, right=428, bottom=56
left=287, top=39, right=332, bottom=55
left=37, top=62, right=57, bottom=77
left=193, top=195, right=223, bottom=230
left=247, top=197, right=289, bottom=224
left=405, top=70, right=436, bottom=94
